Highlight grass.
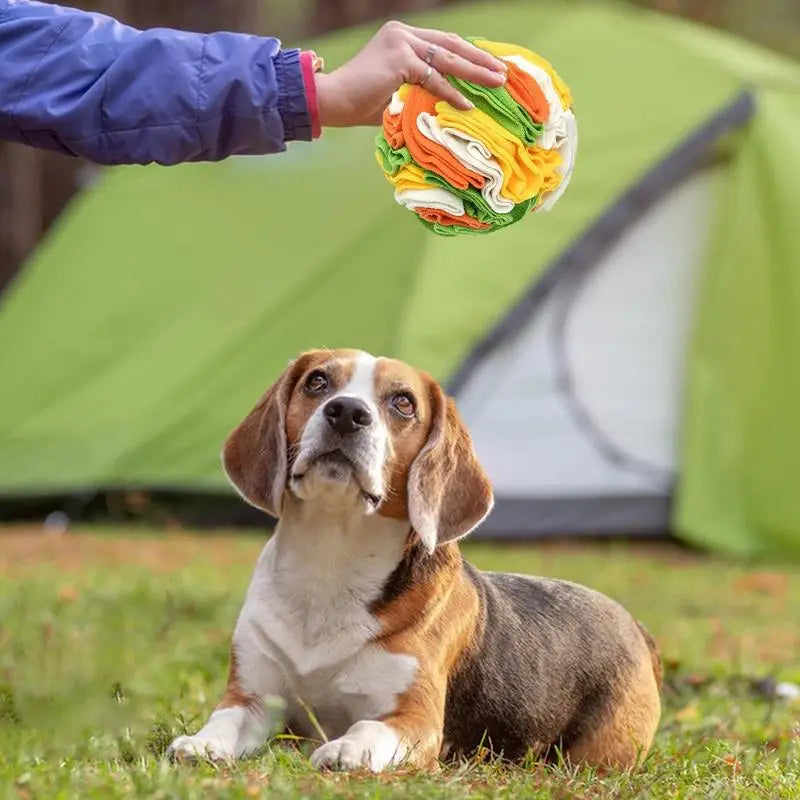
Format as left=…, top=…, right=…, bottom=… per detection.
left=1, top=526, right=799, bottom=799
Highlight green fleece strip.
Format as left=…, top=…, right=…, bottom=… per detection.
left=375, top=133, right=411, bottom=175
left=445, top=75, right=543, bottom=147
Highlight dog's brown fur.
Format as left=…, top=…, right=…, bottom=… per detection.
left=217, top=649, right=261, bottom=713
left=372, top=544, right=480, bottom=767
left=371, top=542, right=661, bottom=768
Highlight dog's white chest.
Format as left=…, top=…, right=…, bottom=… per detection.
left=234, top=527, right=416, bottom=738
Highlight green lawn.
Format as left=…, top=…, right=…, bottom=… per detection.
left=1, top=526, right=798, bottom=799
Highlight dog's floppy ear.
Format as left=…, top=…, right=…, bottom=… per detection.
left=222, top=356, right=309, bottom=518
left=407, top=381, right=494, bottom=552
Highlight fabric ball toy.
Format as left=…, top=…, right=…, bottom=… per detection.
left=375, top=38, right=577, bottom=236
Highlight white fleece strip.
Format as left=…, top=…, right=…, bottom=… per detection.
left=394, top=187, right=465, bottom=216
left=416, top=112, right=514, bottom=214
left=537, top=108, right=578, bottom=212
left=502, top=55, right=578, bottom=211
left=388, top=90, right=406, bottom=116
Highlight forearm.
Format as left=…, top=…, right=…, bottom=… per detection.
left=0, top=0, right=315, bottom=165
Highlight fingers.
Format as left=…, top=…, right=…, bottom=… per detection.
left=409, top=34, right=506, bottom=90
left=407, top=26, right=507, bottom=75
left=365, top=21, right=507, bottom=121
left=420, top=67, right=474, bottom=110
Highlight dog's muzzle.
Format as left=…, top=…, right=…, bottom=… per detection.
left=290, top=398, right=385, bottom=508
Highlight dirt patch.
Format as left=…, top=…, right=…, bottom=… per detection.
left=0, top=525, right=264, bottom=574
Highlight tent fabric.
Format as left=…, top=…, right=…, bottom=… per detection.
left=675, top=89, right=800, bottom=558
left=1, top=1, right=799, bottom=558
left=446, top=90, right=756, bottom=395
left=457, top=165, right=726, bottom=536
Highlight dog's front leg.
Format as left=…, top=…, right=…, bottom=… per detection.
left=167, top=637, right=284, bottom=763
left=310, top=686, right=443, bottom=772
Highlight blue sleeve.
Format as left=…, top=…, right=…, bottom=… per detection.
left=0, top=0, right=312, bottom=165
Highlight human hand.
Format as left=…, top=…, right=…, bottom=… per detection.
left=314, top=20, right=508, bottom=128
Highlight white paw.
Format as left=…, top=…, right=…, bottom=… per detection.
left=167, top=734, right=236, bottom=763
left=310, top=720, right=406, bottom=773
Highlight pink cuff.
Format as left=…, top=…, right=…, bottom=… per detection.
left=300, top=50, right=323, bottom=139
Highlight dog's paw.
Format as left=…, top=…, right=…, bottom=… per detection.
left=310, top=720, right=405, bottom=773
left=166, top=734, right=236, bottom=763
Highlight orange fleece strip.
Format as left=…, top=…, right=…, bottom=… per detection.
left=400, top=87, right=485, bottom=191
left=383, top=105, right=405, bottom=150
left=415, top=207, right=491, bottom=230
left=504, top=61, right=550, bottom=124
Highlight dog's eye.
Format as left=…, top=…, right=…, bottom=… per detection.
left=391, top=392, right=416, bottom=418
left=304, top=371, right=329, bottom=395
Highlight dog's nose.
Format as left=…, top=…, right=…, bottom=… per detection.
left=323, top=397, right=373, bottom=436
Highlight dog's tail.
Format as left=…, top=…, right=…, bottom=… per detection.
left=636, top=621, right=663, bottom=691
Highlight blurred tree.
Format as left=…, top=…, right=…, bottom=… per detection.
left=309, top=0, right=450, bottom=36
left=310, top=0, right=352, bottom=35
left=126, top=1, right=264, bottom=34
left=0, top=145, right=42, bottom=292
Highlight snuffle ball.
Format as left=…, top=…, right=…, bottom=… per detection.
left=375, top=38, right=577, bottom=236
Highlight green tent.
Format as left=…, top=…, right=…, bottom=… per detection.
left=1, top=1, right=799, bottom=558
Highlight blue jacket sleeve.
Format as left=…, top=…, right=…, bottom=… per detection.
left=0, top=0, right=312, bottom=165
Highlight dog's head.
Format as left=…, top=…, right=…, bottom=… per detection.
left=222, top=349, right=493, bottom=551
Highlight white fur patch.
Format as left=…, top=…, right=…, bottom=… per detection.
left=310, top=719, right=407, bottom=772
left=343, top=351, right=379, bottom=402
left=168, top=494, right=417, bottom=761
left=167, top=707, right=268, bottom=761
left=236, top=502, right=416, bottom=738
left=291, top=351, right=387, bottom=506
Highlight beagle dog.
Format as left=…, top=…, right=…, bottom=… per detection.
left=167, top=349, right=661, bottom=771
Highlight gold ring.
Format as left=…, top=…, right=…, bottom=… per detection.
left=424, top=44, right=438, bottom=65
